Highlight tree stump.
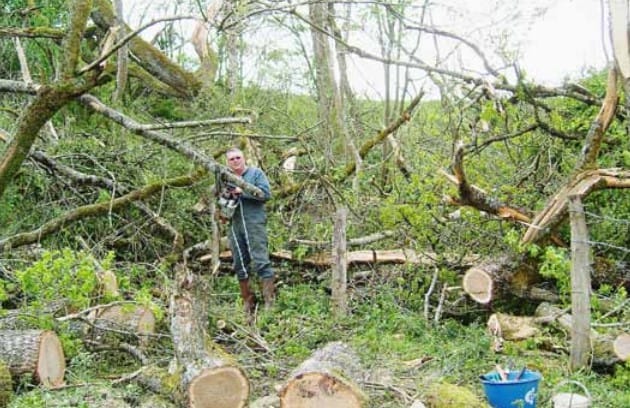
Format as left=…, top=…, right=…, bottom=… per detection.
left=279, top=341, right=366, bottom=407
left=0, top=330, right=65, bottom=387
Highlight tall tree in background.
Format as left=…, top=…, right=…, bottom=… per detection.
left=309, top=1, right=343, bottom=164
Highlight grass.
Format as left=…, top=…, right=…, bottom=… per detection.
left=7, top=267, right=630, bottom=407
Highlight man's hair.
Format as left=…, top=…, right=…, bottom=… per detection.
left=226, top=147, right=243, bottom=156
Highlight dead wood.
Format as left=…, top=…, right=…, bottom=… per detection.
left=0, top=330, right=65, bottom=388
left=521, top=168, right=630, bottom=244
left=199, top=248, right=478, bottom=268
left=77, top=94, right=264, bottom=198
left=442, top=142, right=531, bottom=224
left=342, top=92, right=423, bottom=179
left=0, top=171, right=202, bottom=251
left=279, top=341, right=367, bottom=408
left=289, top=230, right=395, bottom=249
left=168, top=263, right=249, bottom=408
left=90, top=0, right=201, bottom=97
left=89, top=304, right=156, bottom=347
left=535, top=302, right=630, bottom=366
left=462, top=257, right=558, bottom=305
left=487, top=313, right=540, bottom=341
left=522, top=67, right=623, bottom=245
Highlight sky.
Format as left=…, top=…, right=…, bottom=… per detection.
left=126, top=0, right=611, bottom=97
left=519, top=0, right=609, bottom=85
left=346, top=0, right=611, bottom=98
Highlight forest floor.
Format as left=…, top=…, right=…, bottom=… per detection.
left=7, top=264, right=630, bottom=408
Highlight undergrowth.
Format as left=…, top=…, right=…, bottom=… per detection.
left=6, top=265, right=629, bottom=408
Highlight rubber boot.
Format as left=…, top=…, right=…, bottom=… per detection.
left=262, top=277, right=276, bottom=310
left=238, top=279, right=256, bottom=319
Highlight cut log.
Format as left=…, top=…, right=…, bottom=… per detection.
left=0, top=330, right=65, bottom=387
left=535, top=302, right=629, bottom=365
left=0, top=360, right=12, bottom=407
left=279, top=341, right=367, bottom=408
left=200, top=248, right=479, bottom=268
left=91, top=304, right=156, bottom=346
left=487, top=313, right=540, bottom=340
left=613, top=333, right=630, bottom=361
left=170, top=263, right=249, bottom=408
left=463, top=258, right=557, bottom=304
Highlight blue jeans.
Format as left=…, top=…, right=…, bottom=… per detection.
left=228, top=217, right=274, bottom=281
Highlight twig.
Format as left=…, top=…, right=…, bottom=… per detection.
left=424, top=267, right=439, bottom=320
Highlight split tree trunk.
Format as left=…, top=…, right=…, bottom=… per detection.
left=535, top=302, right=630, bottom=366
left=0, top=330, right=65, bottom=387
left=279, top=341, right=366, bottom=408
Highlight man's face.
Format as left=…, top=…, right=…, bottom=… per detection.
left=227, top=151, right=245, bottom=172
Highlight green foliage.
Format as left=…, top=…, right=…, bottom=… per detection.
left=538, top=246, right=571, bottom=299
left=15, top=249, right=99, bottom=310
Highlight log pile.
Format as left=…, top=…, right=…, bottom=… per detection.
left=535, top=302, right=630, bottom=366
left=279, top=341, right=366, bottom=407
left=486, top=303, right=629, bottom=367
left=0, top=330, right=65, bottom=388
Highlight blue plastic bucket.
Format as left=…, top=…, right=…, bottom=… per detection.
left=480, top=370, right=542, bottom=408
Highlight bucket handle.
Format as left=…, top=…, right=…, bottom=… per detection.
left=552, top=380, right=592, bottom=401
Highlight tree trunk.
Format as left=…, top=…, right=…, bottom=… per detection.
left=0, top=330, right=65, bottom=387
left=462, top=257, right=553, bottom=304
left=279, top=341, right=366, bottom=407
left=169, top=263, right=249, bottom=408
left=568, top=195, right=592, bottom=371
left=90, top=0, right=201, bottom=97
left=331, top=207, right=348, bottom=316
left=90, top=304, right=156, bottom=346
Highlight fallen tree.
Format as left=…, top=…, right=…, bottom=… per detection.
left=462, top=258, right=559, bottom=304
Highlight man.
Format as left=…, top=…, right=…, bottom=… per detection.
left=222, top=147, right=275, bottom=316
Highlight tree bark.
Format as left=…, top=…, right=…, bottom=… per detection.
left=535, top=302, right=629, bottom=366
left=279, top=341, right=366, bottom=408
left=0, top=360, right=12, bottom=407
left=462, top=258, right=554, bottom=304
left=90, top=0, right=201, bottom=97
left=331, top=207, right=348, bottom=317
left=90, top=304, right=156, bottom=346
left=169, top=263, right=249, bottom=408
left=0, top=330, right=65, bottom=387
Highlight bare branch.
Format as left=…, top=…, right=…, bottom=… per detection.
left=0, top=171, right=203, bottom=251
